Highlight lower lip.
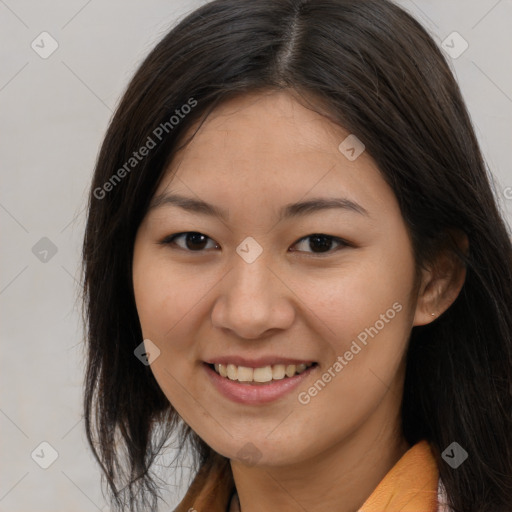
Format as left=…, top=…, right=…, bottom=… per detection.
left=203, top=363, right=318, bottom=405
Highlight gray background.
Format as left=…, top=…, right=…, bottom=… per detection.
left=1, top=1, right=511, bottom=510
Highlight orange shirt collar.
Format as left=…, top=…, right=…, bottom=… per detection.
left=174, top=440, right=439, bottom=512
left=358, top=440, right=439, bottom=512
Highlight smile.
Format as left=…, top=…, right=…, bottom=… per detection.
left=204, top=361, right=319, bottom=405
left=209, top=362, right=316, bottom=383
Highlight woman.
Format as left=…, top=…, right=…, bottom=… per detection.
left=81, top=1, right=512, bottom=511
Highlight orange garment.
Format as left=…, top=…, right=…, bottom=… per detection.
left=357, top=439, right=440, bottom=512
left=174, top=440, right=443, bottom=512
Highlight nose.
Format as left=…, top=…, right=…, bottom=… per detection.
left=210, top=251, right=296, bottom=339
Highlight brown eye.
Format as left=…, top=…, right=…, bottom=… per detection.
left=161, top=232, right=218, bottom=251
left=291, top=234, right=348, bottom=255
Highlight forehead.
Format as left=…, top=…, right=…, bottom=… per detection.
left=177, top=90, right=348, bottom=161
left=153, top=90, right=398, bottom=221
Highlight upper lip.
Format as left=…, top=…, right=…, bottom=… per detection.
left=204, top=356, right=316, bottom=367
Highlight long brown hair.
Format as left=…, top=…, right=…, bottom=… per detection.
left=82, top=1, right=512, bottom=510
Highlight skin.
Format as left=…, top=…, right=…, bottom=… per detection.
left=132, top=90, right=467, bottom=512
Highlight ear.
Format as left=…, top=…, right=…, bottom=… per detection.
left=413, top=229, right=469, bottom=326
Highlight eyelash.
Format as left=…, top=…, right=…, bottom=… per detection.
left=159, top=232, right=350, bottom=257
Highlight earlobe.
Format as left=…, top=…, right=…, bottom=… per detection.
left=413, top=230, right=468, bottom=327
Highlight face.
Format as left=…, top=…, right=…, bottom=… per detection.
left=132, top=90, right=425, bottom=468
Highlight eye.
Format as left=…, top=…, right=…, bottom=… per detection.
left=160, top=232, right=219, bottom=252
left=290, top=234, right=349, bottom=256
left=160, top=231, right=349, bottom=256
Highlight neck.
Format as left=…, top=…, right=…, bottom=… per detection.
left=229, top=398, right=410, bottom=512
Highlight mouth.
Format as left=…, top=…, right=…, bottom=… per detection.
left=206, top=362, right=318, bottom=385
left=203, top=360, right=319, bottom=404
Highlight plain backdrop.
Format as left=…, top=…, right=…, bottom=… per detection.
left=1, top=1, right=511, bottom=510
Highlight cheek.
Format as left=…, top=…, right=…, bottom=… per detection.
left=294, top=255, right=413, bottom=342
left=132, top=251, right=206, bottom=405
left=133, top=251, right=207, bottom=342
left=289, top=260, right=412, bottom=439
left=290, top=250, right=414, bottom=404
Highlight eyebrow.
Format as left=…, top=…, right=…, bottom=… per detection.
left=148, top=192, right=369, bottom=221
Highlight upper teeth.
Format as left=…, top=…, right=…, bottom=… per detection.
left=213, top=363, right=313, bottom=383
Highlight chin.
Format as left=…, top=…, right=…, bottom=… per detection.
left=211, top=437, right=309, bottom=468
